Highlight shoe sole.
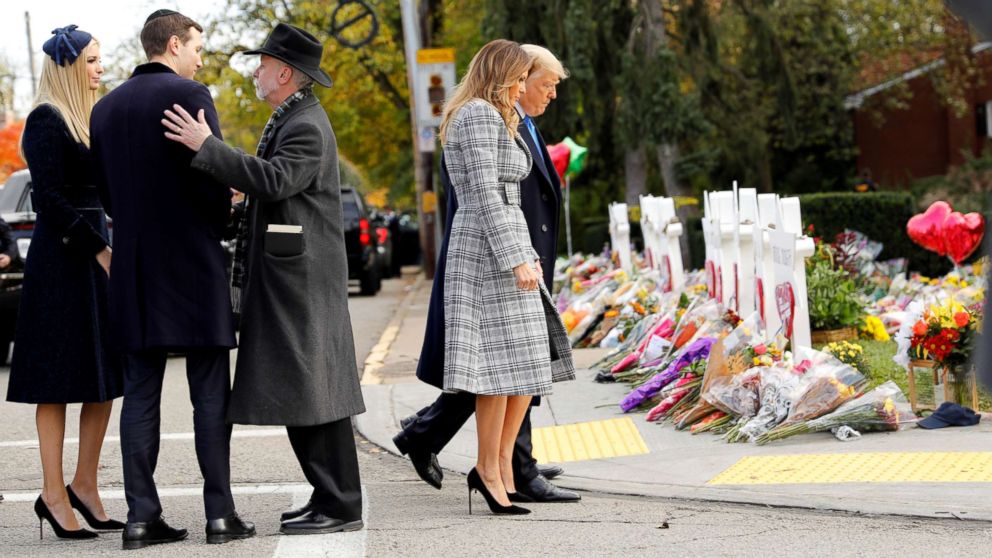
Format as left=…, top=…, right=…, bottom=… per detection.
left=206, top=530, right=256, bottom=544
left=279, top=520, right=364, bottom=536
left=122, top=533, right=189, bottom=550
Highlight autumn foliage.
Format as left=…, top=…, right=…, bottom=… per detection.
left=0, top=120, right=26, bottom=183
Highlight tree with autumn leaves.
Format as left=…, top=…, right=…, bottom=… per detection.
left=0, top=120, right=26, bottom=183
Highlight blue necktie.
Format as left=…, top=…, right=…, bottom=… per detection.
left=524, top=116, right=540, bottom=149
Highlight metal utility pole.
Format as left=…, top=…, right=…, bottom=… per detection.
left=400, top=0, right=437, bottom=279
left=25, top=12, right=37, bottom=97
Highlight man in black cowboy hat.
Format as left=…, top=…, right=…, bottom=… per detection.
left=92, top=9, right=254, bottom=550
left=162, top=22, right=366, bottom=535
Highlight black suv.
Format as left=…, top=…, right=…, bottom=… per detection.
left=341, top=187, right=381, bottom=295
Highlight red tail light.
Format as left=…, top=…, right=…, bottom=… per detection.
left=10, top=222, right=33, bottom=231
left=359, top=218, right=371, bottom=246
left=375, top=227, right=389, bottom=246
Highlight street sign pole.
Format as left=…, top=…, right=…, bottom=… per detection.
left=400, top=0, right=436, bottom=278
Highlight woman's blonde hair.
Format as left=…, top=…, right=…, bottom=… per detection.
left=26, top=38, right=99, bottom=148
left=439, top=39, right=531, bottom=144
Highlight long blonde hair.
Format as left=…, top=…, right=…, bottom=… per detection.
left=27, top=39, right=99, bottom=148
left=439, top=39, right=531, bottom=144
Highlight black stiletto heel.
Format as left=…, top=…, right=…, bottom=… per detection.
left=66, top=485, right=125, bottom=530
left=466, top=468, right=530, bottom=515
left=34, top=496, right=98, bottom=540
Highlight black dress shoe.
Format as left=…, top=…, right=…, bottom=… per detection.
left=206, top=513, right=256, bottom=544
left=538, top=465, right=564, bottom=480
left=399, top=414, right=417, bottom=430
left=509, top=475, right=581, bottom=503
left=393, top=432, right=443, bottom=489
left=122, top=517, right=188, bottom=550
left=280, top=511, right=363, bottom=535
left=280, top=501, right=313, bottom=522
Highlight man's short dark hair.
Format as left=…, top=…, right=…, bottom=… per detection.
left=140, top=13, right=203, bottom=58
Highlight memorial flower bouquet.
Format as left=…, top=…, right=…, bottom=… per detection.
left=755, top=348, right=867, bottom=442
left=754, top=381, right=916, bottom=444
left=907, top=298, right=979, bottom=369
left=822, top=340, right=868, bottom=375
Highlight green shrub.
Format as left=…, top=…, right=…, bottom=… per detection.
left=798, top=192, right=951, bottom=277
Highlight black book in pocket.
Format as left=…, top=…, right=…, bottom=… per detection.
left=265, top=224, right=304, bottom=256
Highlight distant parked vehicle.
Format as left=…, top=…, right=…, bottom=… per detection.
left=0, top=170, right=35, bottom=361
left=341, top=187, right=381, bottom=295
left=369, top=210, right=396, bottom=279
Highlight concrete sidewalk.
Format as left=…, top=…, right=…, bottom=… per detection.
left=356, top=278, right=992, bottom=522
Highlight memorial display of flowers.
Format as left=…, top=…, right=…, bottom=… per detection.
left=553, top=222, right=988, bottom=445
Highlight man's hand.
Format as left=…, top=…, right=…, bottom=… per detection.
left=162, top=104, right=213, bottom=152
left=96, top=246, right=112, bottom=277
left=0, top=254, right=11, bottom=269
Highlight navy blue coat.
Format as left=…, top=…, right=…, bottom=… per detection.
left=6, top=105, right=122, bottom=404
left=91, top=63, right=236, bottom=352
left=416, top=118, right=561, bottom=389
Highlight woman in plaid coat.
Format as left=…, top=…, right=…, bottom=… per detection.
left=438, top=39, right=575, bottom=515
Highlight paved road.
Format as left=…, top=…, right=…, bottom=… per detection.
left=2, top=275, right=990, bottom=557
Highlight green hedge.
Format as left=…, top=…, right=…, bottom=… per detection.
left=797, top=192, right=952, bottom=277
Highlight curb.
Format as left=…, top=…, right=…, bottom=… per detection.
left=361, top=274, right=425, bottom=385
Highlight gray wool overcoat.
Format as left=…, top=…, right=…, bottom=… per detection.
left=191, top=94, right=365, bottom=426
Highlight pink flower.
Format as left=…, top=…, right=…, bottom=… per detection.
left=753, top=344, right=767, bottom=355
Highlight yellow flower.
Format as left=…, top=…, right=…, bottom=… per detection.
left=883, top=398, right=895, bottom=414
left=753, top=357, right=761, bottom=365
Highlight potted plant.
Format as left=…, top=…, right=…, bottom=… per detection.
left=806, top=243, right=864, bottom=344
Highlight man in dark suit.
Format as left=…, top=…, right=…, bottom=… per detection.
left=90, top=10, right=253, bottom=549
left=392, top=45, right=579, bottom=504
left=162, top=23, right=365, bottom=536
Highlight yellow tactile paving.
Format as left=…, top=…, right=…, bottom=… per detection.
left=708, top=452, right=992, bottom=485
left=531, top=418, right=650, bottom=464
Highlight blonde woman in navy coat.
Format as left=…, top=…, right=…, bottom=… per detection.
left=6, top=25, right=123, bottom=540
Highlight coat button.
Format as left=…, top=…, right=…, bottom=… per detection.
left=541, top=224, right=548, bottom=232
left=62, top=236, right=70, bottom=245
left=542, top=194, right=549, bottom=201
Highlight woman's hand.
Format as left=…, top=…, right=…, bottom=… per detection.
left=162, top=104, right=213, bottom=152
left=513, top=262, right=539, bottom=291
left=96, top=246, right=112, bottom=276
left=535, top=259, right=543, bottom=280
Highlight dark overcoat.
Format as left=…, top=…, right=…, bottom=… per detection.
left=91, top=63, right=236, bottom=352
left=416, top=111, right=563, bottom=389
left=6, top=105, right=122, bottom=404
left=191, top=94, right=365, bottom=426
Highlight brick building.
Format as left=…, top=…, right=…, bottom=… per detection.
left=846, top=42, right=992, bottom=187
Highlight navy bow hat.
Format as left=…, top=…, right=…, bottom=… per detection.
left=918, top=401, right=982, bottom=429
left=42, top=25, right=92, bottom=67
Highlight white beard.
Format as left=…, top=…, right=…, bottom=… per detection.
left=253, top=78, right=270, bottom=101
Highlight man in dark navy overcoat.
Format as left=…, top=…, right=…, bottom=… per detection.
left=393, top=45, right=580, bottom=503
left=90, top=10, right=253, bottom=550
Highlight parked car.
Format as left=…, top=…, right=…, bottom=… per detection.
left=0, top=170, right=35, bottom=361
left=341, top=187, right=382, bottom=295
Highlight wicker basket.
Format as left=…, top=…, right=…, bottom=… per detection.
left=810, top=326, right=859, bottom=345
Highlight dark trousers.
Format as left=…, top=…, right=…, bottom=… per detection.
left=120, top=348, right=234, bottom=522
left=403, top=392, right=540, bottom=484
left=286, top=418, right=363, bottom=521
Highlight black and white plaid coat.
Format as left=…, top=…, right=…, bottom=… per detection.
left=442, top=99, right=575, bottom=396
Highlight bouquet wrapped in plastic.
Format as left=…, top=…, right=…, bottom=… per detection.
left=620, top=337, right=716, bottom=412
left=754, top=381, right=917, bottom=444
left=732, top=366, right=803, bottom=442
left=754, top=347, right=868, bottom=444
left=699, top=312, right=765, bottom=403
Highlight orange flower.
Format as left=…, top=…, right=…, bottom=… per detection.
left=954, top=312, right=970, bottom=328
left=912, top=321, right=928, bottom=336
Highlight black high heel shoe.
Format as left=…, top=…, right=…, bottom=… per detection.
left=34, top=496, right=98, bottom=540
left=66, top=485, right=125, bottom=530
left=466, top=468, right=530, bottom=516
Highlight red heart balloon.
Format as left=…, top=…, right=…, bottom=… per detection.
left=907, top=201, right=952, bottom=256
left=943, top=211, right=985, bottom=264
